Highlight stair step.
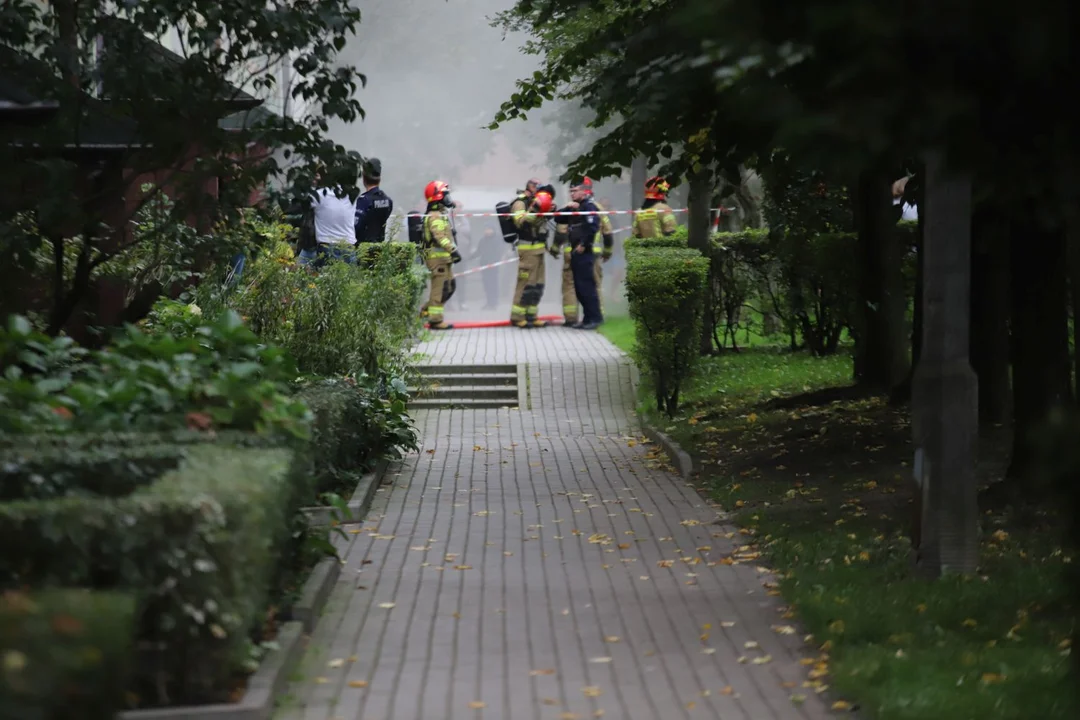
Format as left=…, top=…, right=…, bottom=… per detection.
left=409, top=398, right=519, bottom=410
left=411, top=387, right=519, bottom=401
left=416, top=373, right=517, bottom=387
left=415, top=364, right=518, bottom=376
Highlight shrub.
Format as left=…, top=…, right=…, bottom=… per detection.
left=229, top=241, right=424, bottom=378
left=707, top=229, right=769, bottom=350
left=0, top=589, right=137, bottom=720
left=354, top=241, right=418, bottom=274
left=624, top=227, right=689, bottom=256
left=0, top=311, right=311, bottom=437
left=297, top=375, right=417, bottom=497
left=0, top=444, right=295, bottom=707
left=625, top=247, right=710, bottom=416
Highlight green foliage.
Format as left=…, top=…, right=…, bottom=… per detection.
left=0, top=311, right=311, bottom=437
left=227, top=240, right=424, bottom=378
left=0, top=444, right=185, bottom=502
left=625, top=247, right=709, bottom=417
left=623, top=229, right=690, bottom=256
left=707, top=229, right=769, bottom=350
left=0, top=445, right=295, bottom=707
left=297, top=376, right=417, bottom=497
left=0, top=589, right=137, bottom=720
left=354, top=241, right=419, bottom=274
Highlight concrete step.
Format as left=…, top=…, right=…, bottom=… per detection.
left=408, top=398, right=519, bottom=410
left=416, top=373, right=517, bottom=388
left=414, top=364, right=518, bottom=376
left=411, top=386, right=519, bottom=401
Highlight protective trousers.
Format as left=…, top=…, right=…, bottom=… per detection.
left=422, top=257, right=455, bottom=324
left=570, top=251, right=602, bottom=326
left=510, top=250, right=546, bottom=323
left=561, top=247, right=578, bottom=323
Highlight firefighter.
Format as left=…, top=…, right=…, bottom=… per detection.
left=592, top=198, right=615, bottom=313
left=509, top=180, right=554, bottom=328
left=419, top=180, right=462, bottom=330
left=552, top=177, right=603, bottom=329
left=632, top=176, right=679, bottom=238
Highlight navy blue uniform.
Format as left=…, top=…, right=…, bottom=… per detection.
left=566, top=198, right=603, bottom=326
left=354, top=186, right=394, bottom=243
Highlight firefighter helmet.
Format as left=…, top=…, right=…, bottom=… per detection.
left=532, top=191, right=555, bottom=213
left=645, top=176, right=670, bottom=200
left=424, top=180, right=450, bottom=203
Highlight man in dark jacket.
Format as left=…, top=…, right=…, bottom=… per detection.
left=354, top=158, right=394, bottom=243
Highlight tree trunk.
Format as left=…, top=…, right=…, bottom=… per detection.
left=910, top=150, right=979, bottom=577
left=856, top=166, right=911, bottom=393
left=1069, top=219, right=1080, bottom=405
left=687, top=168, right=714, bottom=356
left=969, top=203, right=1011, bottom=427
left=1008, top=220, right=1071, bottom=482
left=631, top=157, right=647, bottom=211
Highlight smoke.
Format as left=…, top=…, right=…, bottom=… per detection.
left=329, top=0, right=631, bottom=323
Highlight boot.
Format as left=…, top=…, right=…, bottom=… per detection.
left=428, top=321, right=454, bottom=330
left=526, top=317, right=547, bottom=328
left=512, top=320, right=531, bottom=329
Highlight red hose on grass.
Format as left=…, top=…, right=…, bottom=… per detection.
left=431, top=315, right=562, bottom=330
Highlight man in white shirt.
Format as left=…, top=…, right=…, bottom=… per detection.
left=297, top=168, right=360, bottom=267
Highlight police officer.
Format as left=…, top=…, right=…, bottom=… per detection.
left=509, top=179, right=555, bottom=328
left=354, top=158, right=394, bottom=243
left=420, top=180, right=462, bottom=330
left=632, top=176, right=679, bottom=238
left=552, top=177, right=603, bottom=330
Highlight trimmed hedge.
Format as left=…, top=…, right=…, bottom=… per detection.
left=0, top=444, right=295, bottom=707
left=623, top=232, right=689, bottom=255
left=625, top=247, right=710, bottom=417
left=0, top=589, right=136, bottom=720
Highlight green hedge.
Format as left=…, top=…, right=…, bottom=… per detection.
left=623, top=231, right=690, bottom=256
left=0, top=589, right=136, bottom=720
left=625, top=247, right=710, bottom=416
left=0, top=445, right=294, bottom=707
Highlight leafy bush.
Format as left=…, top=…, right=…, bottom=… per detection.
left=298, top=375, right=417, bottom=497
left=625, top=247, right=710, bottom=416
left=228, top=240, right=424, bottom=378
left=354, top=241, right=418, bottom=273
left=707, top=229, right=769, bottom=350
left=0, top=311, right=311, bottom=437
left=624, top=227, right=689, bottom=255
left=0, top=589, right=137, bottom=720
left=0, top=445, right=295, bottom=707
left=0, top=444, right=186, bottom=501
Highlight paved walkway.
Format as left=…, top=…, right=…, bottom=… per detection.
left=277, top=328, right=831, bottom=720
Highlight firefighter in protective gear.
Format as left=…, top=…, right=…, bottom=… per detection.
left=509, top=182, right=554, bottom=328
left=551, top=177, right=603, bottom=329
left=592, top=199, right=615, bottom=314
left=632, top=176, right=679, bottom=238
left=420, top=180, right=462, bottom=330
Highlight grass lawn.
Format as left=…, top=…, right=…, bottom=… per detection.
left=644, top=345, right=1075, bottom=719
left=599, top=315, right=635, bottom=354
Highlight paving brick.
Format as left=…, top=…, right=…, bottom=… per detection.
left=276, top=327, right=833, bottom=720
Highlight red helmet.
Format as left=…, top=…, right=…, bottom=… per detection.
left=424, top=180, right=450, bottom=203
left=531, top=191, right=554, bottom=213
left=645, top=175, right=670, bottom=200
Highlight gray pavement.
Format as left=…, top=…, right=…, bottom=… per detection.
left=276, top=327, right=832, bottom=720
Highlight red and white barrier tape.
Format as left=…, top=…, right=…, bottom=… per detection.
left=452, top=257, right=519, bottom=277
left=444, top=206, right=733, bottom=218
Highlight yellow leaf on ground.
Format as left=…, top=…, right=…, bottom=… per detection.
left=541, top=698, right=559, bottom=705
left=657, top=559, right=674, bottom=568
left=348, top=680, right=368, bottom=688
left=773, top=625, right=797, bottom=635
left=721, top=621, right=736, bottom=628
left=751, top=655, right=772, bottom=665
left=559, top=714, right=581, bottom=720
left=627, top=439, right=637, bottom=448
left=530, top=668, right=557, bottom=676
left=831, top=700, right=852, bottom=711
left=604, top=636, right=620, bottom=643
left=377, top=602, right=395, bottom=609
left=454, top=565, right=473, bottom=570
left=981, top=673, right=1007, bottom=684
left=468, top=700, right=486, bottom=709
left=327, top=659, right=345, bottom=668
left=582, top=686, right=603, bottom=697
left=590, top=656, right=612, bottom=663
left=680, top=519, right=701, bottom=526
left=314, top=677, right=329, bottom=684
left=720, top=685, right=734, bottom=695
left=962, top=618, right=978, bottom=628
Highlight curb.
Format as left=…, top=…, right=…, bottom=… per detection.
left=290, top=557, right=341, bottom=634
left=301, top=458, right=389, bottom=526
left=119, top=622, right=305, bottom=720
left=639, top=421, right=694, bottom=480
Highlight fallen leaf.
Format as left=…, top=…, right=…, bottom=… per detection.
left=378, top=602, right=396, bottom=609
left=831, top=700, right=852, bottom=711
left=657, top=559, right=674, bottom=568
left=962, top=618, right=978, bottom=628
left=454, top=565, right=473, bottom=570
left=981, top=672, right=1007, bottom=684
left=604, top=636, right=620, bottom=643
left=468, top=700, right=487, bottom=709
left=590, top=656, right=612, bottom=663
left=702, top=648, right=716, bottom=655
left=582, top=686, right=603, bottom=697
left=348, top=680, right=368, bottom=688
left=559, top=714, right=581, bottom=720
left=721, top=621, right=736, bottom=628
left=627, top=439, right=637, bottom=448
left=314, top=677, right=329, bottom=684
left=751, top=655, right=772, bottom=665
left=720, top=685, right=734, bottom=696
left=773, top=625, right=797, bottom=635
left=744, top=641, right=759, bottom=649
left=327, top=658, right=345, bottom=668
left=680, top=519, right=701, bottom=527
left=686, top=701, right=696, bottom=710
left=542, top=698, right=559, bottom=705
left=530, top=668, right=556, bottom=676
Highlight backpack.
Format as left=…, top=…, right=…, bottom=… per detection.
left=406, top=211, right=424, bottom=246
left=496, top=199, right=519, bottom=244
